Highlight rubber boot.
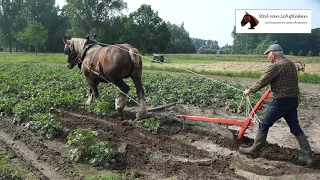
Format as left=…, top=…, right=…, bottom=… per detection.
left=296, top=134, right=314, bottom=167
left=238, top=131, right=268, bottom=158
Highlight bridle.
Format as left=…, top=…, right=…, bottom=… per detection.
left=64, top=37, right=99, bottom=69
left=64, top=43, right=80, bottom=69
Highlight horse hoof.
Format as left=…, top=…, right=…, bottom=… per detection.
left=116, top=108, right=123, bottom=113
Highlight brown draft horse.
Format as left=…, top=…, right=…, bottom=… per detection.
left=63, top=36, right=147, bottom=120
left=241, top=11, right=259, bottom=29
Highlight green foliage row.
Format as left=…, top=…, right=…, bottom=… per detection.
left=67, top=128, right=117, bottom=167
left=0, top=151, right=22, bottom=179
left=0, top=61, right=264, bottom=119
left=137, top=117, right=161, bottom=134
left=0, top=62, right=264, bottom=169
left=25, top=113, right=61, bottom=139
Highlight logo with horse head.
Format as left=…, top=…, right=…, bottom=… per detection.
left=241, top=11, right=259, bottom=29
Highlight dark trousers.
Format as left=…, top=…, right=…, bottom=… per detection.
left=258, top=97, right=304, bottom=136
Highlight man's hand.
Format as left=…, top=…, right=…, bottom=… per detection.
left=243, top=89, right=251, bottom=95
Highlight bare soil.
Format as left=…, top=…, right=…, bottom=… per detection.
left=156, top=61, right=320, bottom=74
left=1, top=68, right=320, bottom=180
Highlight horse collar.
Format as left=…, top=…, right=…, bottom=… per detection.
left=78, top=44, right=95, bottom=67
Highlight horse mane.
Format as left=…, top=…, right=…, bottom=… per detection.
left=70, top=38, right=86, bottom=53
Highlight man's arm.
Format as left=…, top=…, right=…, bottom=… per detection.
left=249, top=64, right=281, bottom=93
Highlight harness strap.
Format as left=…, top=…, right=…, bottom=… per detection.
left=97, top=48, right=109, bottom=80
left=78, top=44, right=94, bottom=69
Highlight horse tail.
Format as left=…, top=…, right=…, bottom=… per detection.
left=129, top=48, right=141, bottom=68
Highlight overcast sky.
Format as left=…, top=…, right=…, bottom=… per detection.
left=56, top=0, right=320, bottom=46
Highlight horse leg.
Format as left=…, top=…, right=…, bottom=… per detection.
left=86, top=88, right=93, bottom=104
left=131, top=76, right=147, bottom=120
left=86, top=78, right=100, bottom=104
left=112, top=79, right=129, bottom=112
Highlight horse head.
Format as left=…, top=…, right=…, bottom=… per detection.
left=63, top=38, right=87, bottom=69
left=241, top=12, right=251, bottom=27
left=241, top=11, right=259, bottom=29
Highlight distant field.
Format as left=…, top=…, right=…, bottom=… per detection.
left=1, top=52, right=319, bottom=64
left=1, top=52, right=320, bottom=83
left=142, top=54, right=320, bottom=64
left=0, top=52, right=66, bottom=63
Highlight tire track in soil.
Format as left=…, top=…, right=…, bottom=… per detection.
left=57, top=110, right=245, bottom=179
left=0, top=140, right=45, bottom=180
left=0, top=118, right=84, bottom=180
left=0, top=132, right=62, bottom=180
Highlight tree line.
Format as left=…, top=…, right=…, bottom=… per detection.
left=0, top=0, right=197, bottom=54
left=1, top=0, right=319, bottom=56
left=230, top=26, right=320, bottom=56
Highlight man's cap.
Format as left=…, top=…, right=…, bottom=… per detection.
left=263, top=44, right=283, bottom=55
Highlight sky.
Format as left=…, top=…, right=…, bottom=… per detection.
left=56, top=0, right=320, bottom=47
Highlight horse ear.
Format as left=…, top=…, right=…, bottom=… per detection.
left=93, top=34, right=97, bottom=39
left=86, top=35, right=90, bottom=40
left=245, top=11, right=249, bottom=15
left=63, top=39, right=67, bottom=44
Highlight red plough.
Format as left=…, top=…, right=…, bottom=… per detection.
left=176, top=88, right=272, bottom=141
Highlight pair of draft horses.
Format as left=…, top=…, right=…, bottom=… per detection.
left=63, top=35, right=147, bottom=120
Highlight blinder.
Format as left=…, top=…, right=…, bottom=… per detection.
left=64, top=43, right=79, bottom=69
left=64, top=35, right=100, bottom=69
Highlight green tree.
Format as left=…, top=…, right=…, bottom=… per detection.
left=231, top=26, right=266, bottom=54
left=307, top=50, right=313, bottom=56
left=18, top=21, right=48, bottom=55
left=0, top=0, right=24, bottom=52
left=24, top=0, right=68, bottom=52
left=152, top=21, right=171, bottom=53
left=289, top=50, right=294, bottom=55
left=192, top=38, right=219, bottom=52
left=124, top=4, right=170, bottom=54
left=253, top=36, right=276, bottom=55
left=298, top=50, right=304, bottom=56
left=165, top=22, right=195, bottom=54
left=220, top=44, right=232, bottom=54
left=65, top=0, right=127, bottom=38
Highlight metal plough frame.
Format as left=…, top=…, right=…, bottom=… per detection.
left=176, top=88, right=272, bottom=141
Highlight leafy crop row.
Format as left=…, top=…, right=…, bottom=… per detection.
left=0, top=62, right=261, bottom=167
left=0, top=62, right=260, bottom=120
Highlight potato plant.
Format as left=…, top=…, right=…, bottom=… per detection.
left=67, top=128, right=117, bottom=167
